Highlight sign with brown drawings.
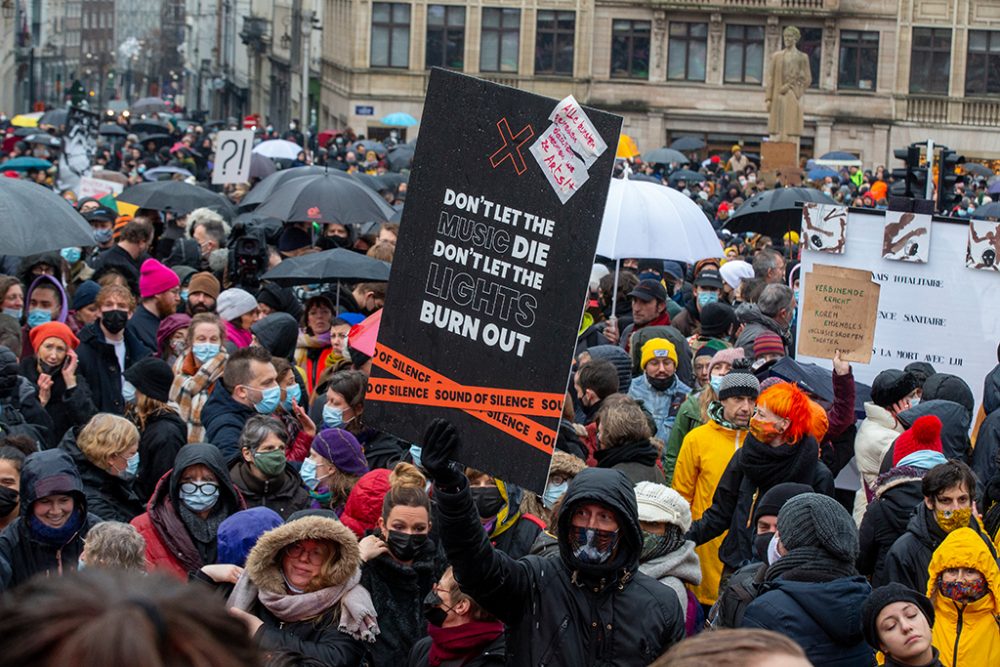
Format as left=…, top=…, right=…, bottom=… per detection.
left=797, top=263, right=880, bottom=363
left=967, top=218, right=1000, bottom=272
left=882, top=211, right=931, bottom=262
left=801, top=203, right=848, bottom=254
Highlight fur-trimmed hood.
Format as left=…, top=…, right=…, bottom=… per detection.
left=549, top=450, right=587, bottom=479
left=245, top=515, right=361, bottom=594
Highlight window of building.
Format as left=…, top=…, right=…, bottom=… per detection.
left=838, top=30, right=879, bottom=90
left=535, top=10, right=575, bottom=75
left=425, top=5, right=465, bottom=70
left=909, top=27, right=951, bottom=94
left=667, top=22, right=707, bottom=81
left=481, top=8, right=520, bottom=73
left=797, top=27, right=822, bottom=89
left=724, top=24, right=764, bottom=84
left=611, top=19, right=650, bottom=79
left=966, top=30, right=1000, bottom=96
left=370, top=2, right=410, bottom=68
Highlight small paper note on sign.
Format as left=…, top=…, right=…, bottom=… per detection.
left=797, top=263, right=880, bottom=363
left=530, top=95, right=608, bottom=204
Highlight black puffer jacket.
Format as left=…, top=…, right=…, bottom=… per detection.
left=361, top=539, right=443, bottom=666
left=18, top=356, right=97, bottom=448
left=435, top=467, right=685, bottom=666
left=0, top=449, right=102, bottom=590
left=57, top=428, right=144, bottom=523
left=857, top=466, right=925, bottom=588
left=135, top=410, right=188, bottom=503
left=883, top=502, right=995, bottom=592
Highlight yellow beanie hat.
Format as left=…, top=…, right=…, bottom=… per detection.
left=641, top=338, right=678, bottom=370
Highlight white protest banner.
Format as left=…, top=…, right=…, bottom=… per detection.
left=212, top=130, right=254, bottom=184
left=77, top=175, right=123, bottom=199
left=797, top=209, right=1000, bottom=411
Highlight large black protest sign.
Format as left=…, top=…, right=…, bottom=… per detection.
left=366, top=69, right=622, bottom=492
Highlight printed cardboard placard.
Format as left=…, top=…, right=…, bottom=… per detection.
left=882, top=211, right=931, bottom=262
left=365, top=69, right=622, bottom=492
left=966, top=219, right=1000, bottom=272
left=802, top=203, right=848, bottom=254
left=797, top=263, right=880, bottom=363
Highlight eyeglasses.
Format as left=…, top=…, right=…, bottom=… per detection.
left=180, top=481, right=218, bottom=495
left=285, top=543, right=328, bottom=565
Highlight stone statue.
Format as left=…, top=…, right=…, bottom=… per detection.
left=765, top=26, right=812, bottom=143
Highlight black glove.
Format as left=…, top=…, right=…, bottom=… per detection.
left=421, top=418, right=466, bottom=489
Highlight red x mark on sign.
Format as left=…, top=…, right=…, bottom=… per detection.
left=489, top=118, right=534, bottom=175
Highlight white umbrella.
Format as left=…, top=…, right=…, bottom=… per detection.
left=252, top=139, right=304, bottom=160
left=598, top=177, right=721, bottom=315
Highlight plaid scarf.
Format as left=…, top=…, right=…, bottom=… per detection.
left=170, top=349, right=227, bottom=443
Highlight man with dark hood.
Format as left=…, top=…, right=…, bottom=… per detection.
left=421, top=419, right=685, bottom=665
left=0, top=345, right=53, bottom=448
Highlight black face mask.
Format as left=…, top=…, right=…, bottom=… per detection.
left=471, top=486, right=505, bottom=519
left=422, top=588, right=452, bottom=627
left=38, top=359, right=65, bottom=376
left=647, top=375, right=675, bottom=392
left=385, top=529, right=428, bottom=562
left=101, top=309, right=128, bottom=334
left=0, top=485, right=17, bottom=517
left=754, top=531, right=775, bottom=563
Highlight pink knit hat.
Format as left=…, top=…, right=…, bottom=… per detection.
left=139, top=258, right=180, bottom=298
left=708, top=347, right=745, bottom=377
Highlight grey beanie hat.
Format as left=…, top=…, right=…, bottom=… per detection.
left=776, top=493, right=859, bottom=563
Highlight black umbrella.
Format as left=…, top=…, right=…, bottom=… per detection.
left=766, top=357, right=871, bottom=419
left=261, top=248, right=391, bottom=286
left=387, top=144, right=415, bottom=171
left=669, top=136, right=705, bottom=152
left=252, top=171, right=396, bottom=225
left=132, top=97, right=169, bottom=114
left=118, top=181, right=236, bottom=219
left=249, top=153, right=277, bottom=181
left=390, top=205, right=404, bottom=223
left=131, top=119, right=172, bottom=135
left=972, top=201, right=1000, bottom=221
left=627, top=173, right=662, bottom=183
left=39, top=108, right=68, bottom=128
left=964, top=163, right=993, bottom=178
left=641, top=147, right=689, bottom=165
left=725, top=187, right=837, bottom=236
left=351, top=173, right=385, bottom=192
left=0, top=179, right=96, bottom=255
left=139, top=133, right=173, bottom=148
left=238, top=166, right=328, bottom=210
left=12, top=127, right=36, bottom=137
left=25, top=133, right=61, bottom=147
left=667, top=169, right=706, bottom=184
left=355, top=140, right=388, bottom=156
left=99, top=123, right=128, bottom=137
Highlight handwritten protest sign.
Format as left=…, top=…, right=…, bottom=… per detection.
left=797, top=264, right=880, bottom=363
left=365, top=69, right=622, bottom=492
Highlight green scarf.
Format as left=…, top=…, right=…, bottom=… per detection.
left=708, top=400, right=746, bottom=432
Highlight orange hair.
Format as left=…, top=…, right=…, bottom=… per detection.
left=757, top=382, right=826, bottom=444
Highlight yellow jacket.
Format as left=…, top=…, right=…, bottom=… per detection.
left=673, top=418, right=746, bottom=604
left=927, top=527, right=1000, bottom=667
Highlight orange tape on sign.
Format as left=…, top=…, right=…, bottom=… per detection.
left=366, top=377, right=564, bottom=418
left=371, top=343, right=559, bottom=455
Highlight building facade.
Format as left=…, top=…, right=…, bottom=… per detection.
left=318, top=0, right=1000, bottom=166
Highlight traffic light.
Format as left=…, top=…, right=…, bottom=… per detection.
left=936, top=147, right=965, bottom=213
left=890, top=145, right=925, bottom=198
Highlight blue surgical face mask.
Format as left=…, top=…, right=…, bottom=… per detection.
left=323, top=404, right=349, bottom=428
left=282, top=383, right=302, bottom=410
left=122, top=380, right=136, bottom=403
left=409, top=444, right=423, bottom=468
left=697, top=291, right=719, bottom=308
left=300, top=457, right=320, bottom=490
left=251, top=385, right=281, bottom=414
left=27, top=309, right=53, bottom=328
left=60, top=247, right=82, bottom=264
left=793, top=289, right=800, bottom=304
left=124, top=451, right=140, bottom=477
left=2, top=307, right=21, bottom=321
left=180, top=289, right=189, bottom=302
left=709, top=375, right=724, bottom=394
left=192, top=343, right=220, bottom=363
left=180, top=486, right=219, bottom=512
left=542, top=481, right=568, bottom=510
left=92, top=228, right=114, bottom=245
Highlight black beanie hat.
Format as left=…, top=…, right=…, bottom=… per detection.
left=124, top=357, right=175, bottom=403
left=699, top=302, right=737, bottom=338
left=870, top=369, right=919, bottom=409
left=861, top=583, right=935, bottom=650
left=904, top=361, right=936, bottom=388
left=753, top=481, right=813, bottom=525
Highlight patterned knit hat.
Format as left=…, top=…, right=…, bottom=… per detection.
left=718, top=359, right=760, bottom=400
left=752, top=332, right=785, bottom=359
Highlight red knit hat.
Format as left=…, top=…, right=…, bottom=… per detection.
left=892, top=415, right=943, bottom=466
left=29, top=321, right=79, bottom=353
left=753, top=332, right=785, bottom=359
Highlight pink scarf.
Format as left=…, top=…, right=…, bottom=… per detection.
left=225, top=321, right=254, bottom=348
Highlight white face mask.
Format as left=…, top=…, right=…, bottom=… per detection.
left=767, top=533, right=783, bottom=565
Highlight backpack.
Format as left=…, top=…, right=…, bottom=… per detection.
left=708, top=562, right=764, bottom=629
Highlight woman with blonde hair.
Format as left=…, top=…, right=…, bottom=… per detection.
left=227, top=515, right=376, bottom=664
left=170, top=312, right=228, bottom=442
left=124, top=357, right=187, bottom=501
left=59, top=412, right=144, bottom=522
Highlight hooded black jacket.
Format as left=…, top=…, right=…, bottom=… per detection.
left=857, top=466, right=925, bottom=588
left=883, top=502, right=995, bottom=593
left=897, top=400, right=972, bottom=463
left=58, top=428, right=144, bottom=523
left=434, top=467, right=684, bottom=666
left=251, top=312, right=300, bottom=361
left=973, top=364, right=1000, bottom=489
left=0, top=449, right=102, bottom=590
